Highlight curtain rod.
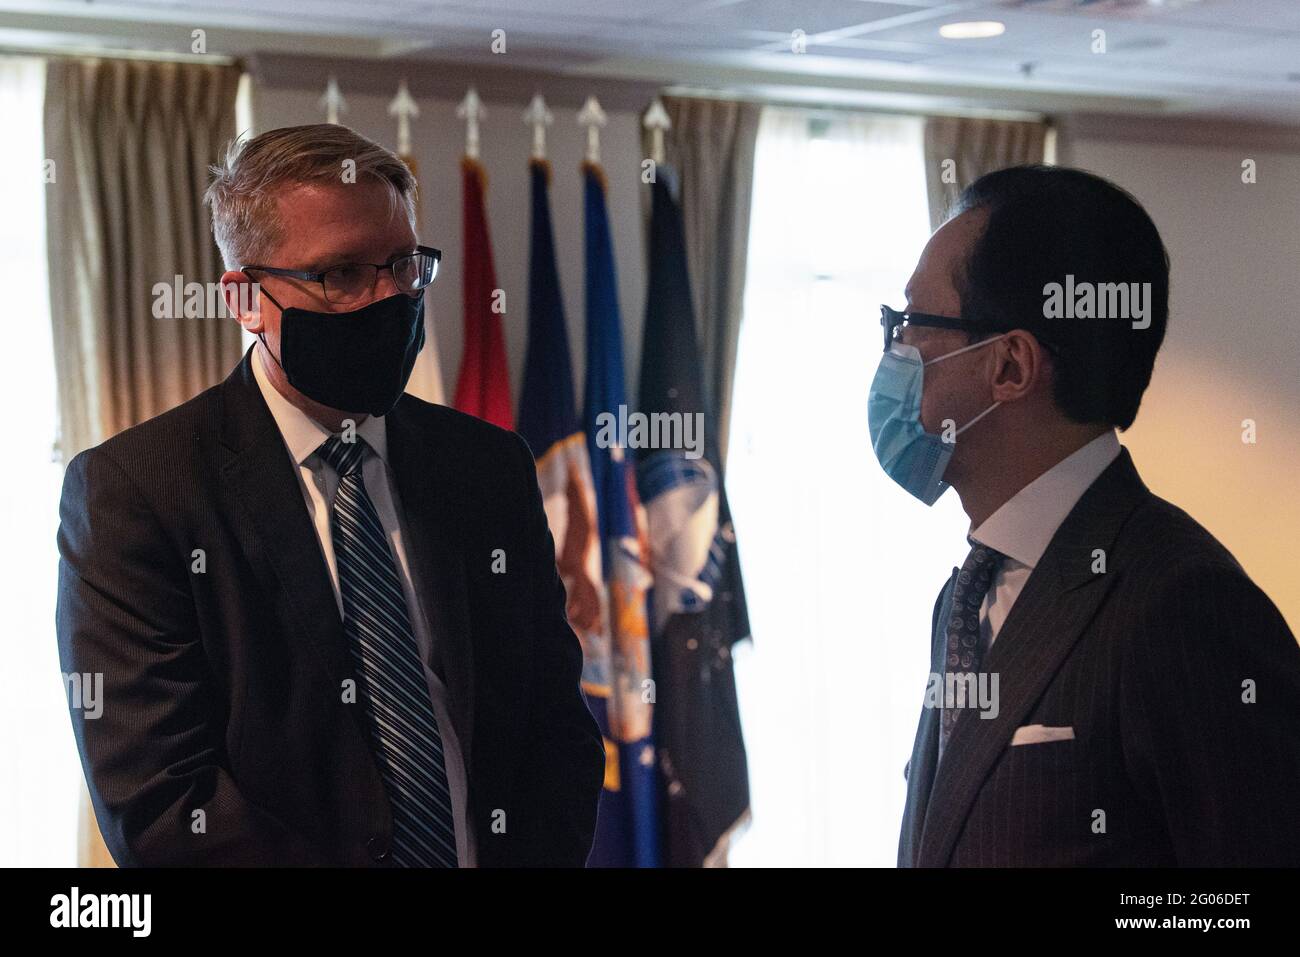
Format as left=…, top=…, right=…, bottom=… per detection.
left=0, top=45, right=240, bottom=66
left=661, top=85, right=1049, bottom=124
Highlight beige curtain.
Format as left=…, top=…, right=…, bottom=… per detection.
left=922, top=116, right=1051, bottom=231
left=44, top=56, right=243, bottom=867
left=656, top=95, right=761, bottom=468
left=45, top=56, right=243, bottom=465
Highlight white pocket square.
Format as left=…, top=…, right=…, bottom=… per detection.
left=1010, top=724, right=1075, bottom=746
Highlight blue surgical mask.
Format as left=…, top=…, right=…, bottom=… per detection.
left=868, top=335, right=1005, bottom=505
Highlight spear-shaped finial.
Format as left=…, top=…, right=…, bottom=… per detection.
left=643, top=97, right=671, bottom=166
left=577, top=95, right=606, bottom=166
left=522, top=93, right=553, bottom=161
left=456, top=87, right=485, bottom=160
left=318, top=75, right=347, bottom=125
left=388, top=80, right=419, bottom=156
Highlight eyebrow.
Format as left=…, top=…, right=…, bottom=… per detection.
left=298, top=252, right=354, bottom=272
left=309, top=246, right=416, bottom=271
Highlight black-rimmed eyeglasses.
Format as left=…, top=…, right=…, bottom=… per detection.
left=241, top=245, right=441, bottom=306
left=880, top=304, right=1062, bottom=358
left=880, top=304, right=976, bottom=353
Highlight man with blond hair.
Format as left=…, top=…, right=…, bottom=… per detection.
left=56, top=124, right=605, bottom=867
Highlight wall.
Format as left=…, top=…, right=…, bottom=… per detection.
left=249, top=57, right=655, bottom=415
left=1057, top=117, right=1300, bottom=631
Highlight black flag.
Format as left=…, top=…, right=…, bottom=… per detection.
left=637, top=170, right=751, bottom=866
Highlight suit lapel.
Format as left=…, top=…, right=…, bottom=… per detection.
left=916, top=447, right=1149, bottom=867
left=216, top=350, right=359, bottom=721
left=385, top=400, right=476, bottom=770
left=218, top=354, right=477, bottom=779
left=900, top=566, right=956, bottom=867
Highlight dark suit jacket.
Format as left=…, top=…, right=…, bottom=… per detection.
left=899, top=447, right=1300, bottom=866
left=56, top=349, right=605, bottom=867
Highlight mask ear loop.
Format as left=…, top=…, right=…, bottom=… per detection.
left=922, top=331, right=1007, bottom=367
left=250, top=282, right=287, bottom=372
left=925, top=333, right=1007, bottom=438
left=954, top=399, right=1002, bottom=437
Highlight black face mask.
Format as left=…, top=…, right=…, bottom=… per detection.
left=258, top=289, right=426, bottom=417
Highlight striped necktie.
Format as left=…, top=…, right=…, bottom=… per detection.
left=316, top=435, right=458, bottom=867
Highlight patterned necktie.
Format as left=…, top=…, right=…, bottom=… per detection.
left=937, top=535, right=1005, bottom=764
left=316, top=435, right=458, bottom=867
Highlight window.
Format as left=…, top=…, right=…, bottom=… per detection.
left=0, top=55, right=81, bottom=867
left=727, top=107, right=971, bottom=866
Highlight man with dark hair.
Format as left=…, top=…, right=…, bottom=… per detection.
left=873, top=164, right=1300, bottom=866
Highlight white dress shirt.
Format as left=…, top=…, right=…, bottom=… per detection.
left=253, top=347, right=476, bottom=866
left=968, top=430, right=1122, bottom=650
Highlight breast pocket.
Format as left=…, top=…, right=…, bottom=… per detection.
left=955, top=734, right=1089, bottom=865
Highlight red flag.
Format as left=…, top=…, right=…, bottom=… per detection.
left=453, top=156, right=513, bottom=428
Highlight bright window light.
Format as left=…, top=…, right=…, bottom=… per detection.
left=727, top=107, right=971, bottom=866
left=0, top=55, right=82, bottom=867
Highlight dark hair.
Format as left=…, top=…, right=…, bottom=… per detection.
left=951, top=164, right=1169, bottom=430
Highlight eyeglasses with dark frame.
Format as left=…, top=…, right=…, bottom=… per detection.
left=241, top=245, right=442, bottom=306
left=880, top=304, right=1062, bottom=358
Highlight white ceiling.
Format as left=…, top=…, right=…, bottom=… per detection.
left=1, top=0, right=1299, bottom=122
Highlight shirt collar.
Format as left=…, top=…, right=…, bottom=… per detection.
left=969, top=429, right=1122, bottom=570
left=251, top=346, right=388, bottom=466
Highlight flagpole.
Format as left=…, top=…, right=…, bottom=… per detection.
left=643, top=97, right=670, bottom=167
left=318, top=74, right=346, bottom=125
left=523, top=93, right=552, bottom=163
left=456, top=86, right=484, bottom=161
left=389, top=79, right=418, bottom=159
left=577, top=95, right=606, bottom=167
left=388, top=80, right=445, bottom=405
left=453, top=86, right=513, bottom=428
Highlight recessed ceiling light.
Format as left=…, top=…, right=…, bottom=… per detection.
left=939, top=21, right=1006, bottom=40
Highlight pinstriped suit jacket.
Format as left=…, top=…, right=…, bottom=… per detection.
left=898, top=447, right=1300, bottom=866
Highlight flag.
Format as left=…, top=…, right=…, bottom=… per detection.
left=396, top=151, right=446, bottom=404
left=581, top=161, right=660, bottom=867
left=637, top=169, right=751, bottom=866
left=453, top=156, right=512, bottom=427
left=516, top=158, right=605, bottom=726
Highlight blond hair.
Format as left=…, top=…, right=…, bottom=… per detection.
left=205, top=123, right=417, bottom=269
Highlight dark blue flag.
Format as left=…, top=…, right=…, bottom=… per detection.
left=517, top=159, right=607, bottom=773
left=582, top=161, right=661, bottom=867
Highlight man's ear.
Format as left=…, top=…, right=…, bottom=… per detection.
left=220, top=270, right=262, bottom=333
left=990, top=329, right=1045, bottom=403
